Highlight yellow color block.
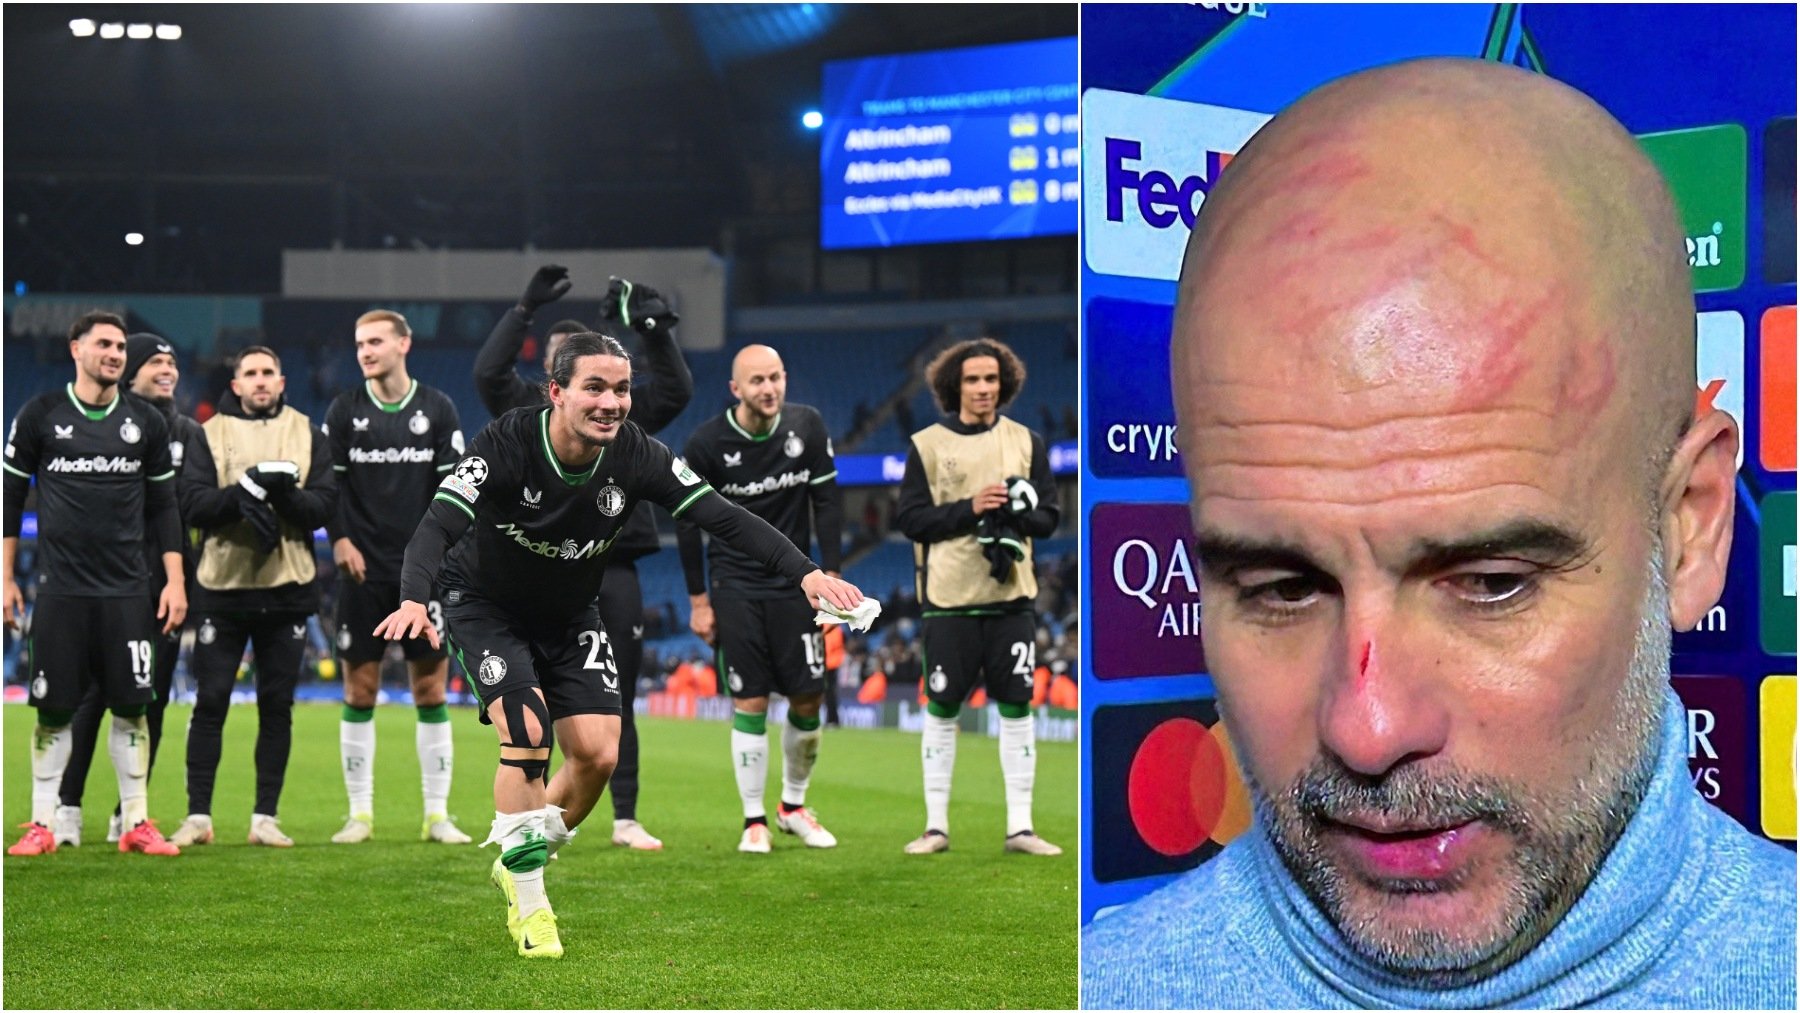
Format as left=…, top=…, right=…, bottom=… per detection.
left=1759, top=675, right=1796, bottom=840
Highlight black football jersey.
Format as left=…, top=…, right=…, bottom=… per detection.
left=4, top=386, right=175, bottom=596
left=325, top=380, right=464, bottom=581
left=682, top=403, right=836, bottom=593
left=434, top=406, right=716, bottom=621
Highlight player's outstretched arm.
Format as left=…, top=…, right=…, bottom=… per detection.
left=800, top=568, right=863, bottom=613
left=682, top=491, right=863, bottom=611
left=373, top=599, right=439, bottom=650
left=395, top=496, right=473, bottom=609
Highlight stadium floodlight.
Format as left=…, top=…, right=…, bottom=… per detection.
left=155, top=24, right=181, bottom=40
left=802, top=109, right=823, bottom=130
left=125, top=232, right=144, bottom=246
left=99, top=22, right=124, bottom=38
left=69, top=19, right=97, bottom=37
left=126, top=23, right=153, bottom=39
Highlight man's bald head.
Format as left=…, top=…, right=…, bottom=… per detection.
left=732, top=344, right=783, bottom=386
left=1174, top=58, right=1696, bottom=505
left=731, top=343, right=788, bottom=425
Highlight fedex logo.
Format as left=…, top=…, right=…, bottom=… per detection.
left=1104, top=139, right=1232, bottom=229
left=1694, top=310, right=1744, bottom=468
left=1082, top=89, right=1269, bottom=281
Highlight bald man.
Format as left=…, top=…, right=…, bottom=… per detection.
left=1081, top=58, right=1797, bottom=1009
left=677, top=345, right=845, bottom=852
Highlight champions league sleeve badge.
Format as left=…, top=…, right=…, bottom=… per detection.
left=455, top=457, right=488, bottom=485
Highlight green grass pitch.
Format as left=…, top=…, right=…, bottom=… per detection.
left=4, top=702, right=1077, bottom=1009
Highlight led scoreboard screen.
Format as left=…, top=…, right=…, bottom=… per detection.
left=820, top=36, right=1078, bottom=249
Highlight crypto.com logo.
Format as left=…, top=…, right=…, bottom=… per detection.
left=1081, top=89, right=1269, bottom=281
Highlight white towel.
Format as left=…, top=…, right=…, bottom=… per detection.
left=814, top=596, right=883, bottom=633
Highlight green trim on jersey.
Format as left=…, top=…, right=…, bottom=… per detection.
left=671, top=485, right=713, bottom=517
left=148, top=470, right=176, bottom=482
left=1, top=461, right=29, bottom=479
left=808, top=470, right=838, bottom=485
left=364, top=378, right=418, bottom=413
left=537, top=409, right=603, bottom=487
left=724, top=406, right=781, bottom=442
left=64, top=384, right=120, bottom=422
left=433, top=491, right=476, bottom=521
left=921, top=607, right=1008, bottom=618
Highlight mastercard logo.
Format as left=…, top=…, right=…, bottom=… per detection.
left=1091, top=699, right=1253, bottom=883
left=1126, top=717, right=1252, bottom=855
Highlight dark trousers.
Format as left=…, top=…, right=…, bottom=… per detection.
left=184, top=611, right=307, bottom=817
left=59, top=627, right=179, bottom=809
left=597, top=561, right=644, bottom=821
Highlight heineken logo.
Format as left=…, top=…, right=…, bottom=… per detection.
left=1639, top=123, right=1746, bottom=293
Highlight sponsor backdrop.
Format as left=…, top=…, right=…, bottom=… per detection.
left=1079, top=3, right=1797, bottom=924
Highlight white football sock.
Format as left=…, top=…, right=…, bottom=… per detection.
left=779, top=720, right=822, bottom=808
left=921, top=712, right=959, bottom=834
left=999, top=714, right=1038, bottom=837
left=341, top=716, right=375, bottom=816
left=487, top=809, right=551, bottom=917
left=30, top=723, right=73, bottom=826
left=731, top=725, right=769, bottom=820
left=542, top=804, right=576, bottom=856
left=417, top=718, right=453, bottom=816
left=109, top=713, right=150, bottom=827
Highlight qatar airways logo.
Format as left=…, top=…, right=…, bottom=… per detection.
left=1081, top=90, right=1269, bottom=281
left=1089, top=503, right=1205, bottom=680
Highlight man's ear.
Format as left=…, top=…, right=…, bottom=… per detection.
left=1658, top=407, right=1738, bottom=632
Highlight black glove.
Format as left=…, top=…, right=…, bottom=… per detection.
left=232, top=480, right=282, bottom=555
left=519, top=265, right=572, bottom=314
left=602, top=276, right=679, bottom=336
left=248, top=461, right=300, bottom=495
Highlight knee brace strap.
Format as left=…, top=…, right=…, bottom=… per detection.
left=497, top=690, right=554, bottom=782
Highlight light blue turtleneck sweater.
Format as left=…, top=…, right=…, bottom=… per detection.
left=1083, top=692, right=1798, bottom=1009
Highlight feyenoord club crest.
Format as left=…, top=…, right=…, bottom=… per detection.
left=198, top=619, right=217, bottom=645
left=727, top=668, right=743, bottom=693
left=478, top=653, right=508, bottom=686
left=596, top=484, right=626, bottom=517
left=337, top=626, right=353, bottom=651
left=409, top=411, right=430, bottom=435
left=119, top=417, right=141, bottom=444
left=784, top=432, right=803, bottom=458
left=31, top=675, right=47, bottom=699
left=928, top=666, right=948, bottom=693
